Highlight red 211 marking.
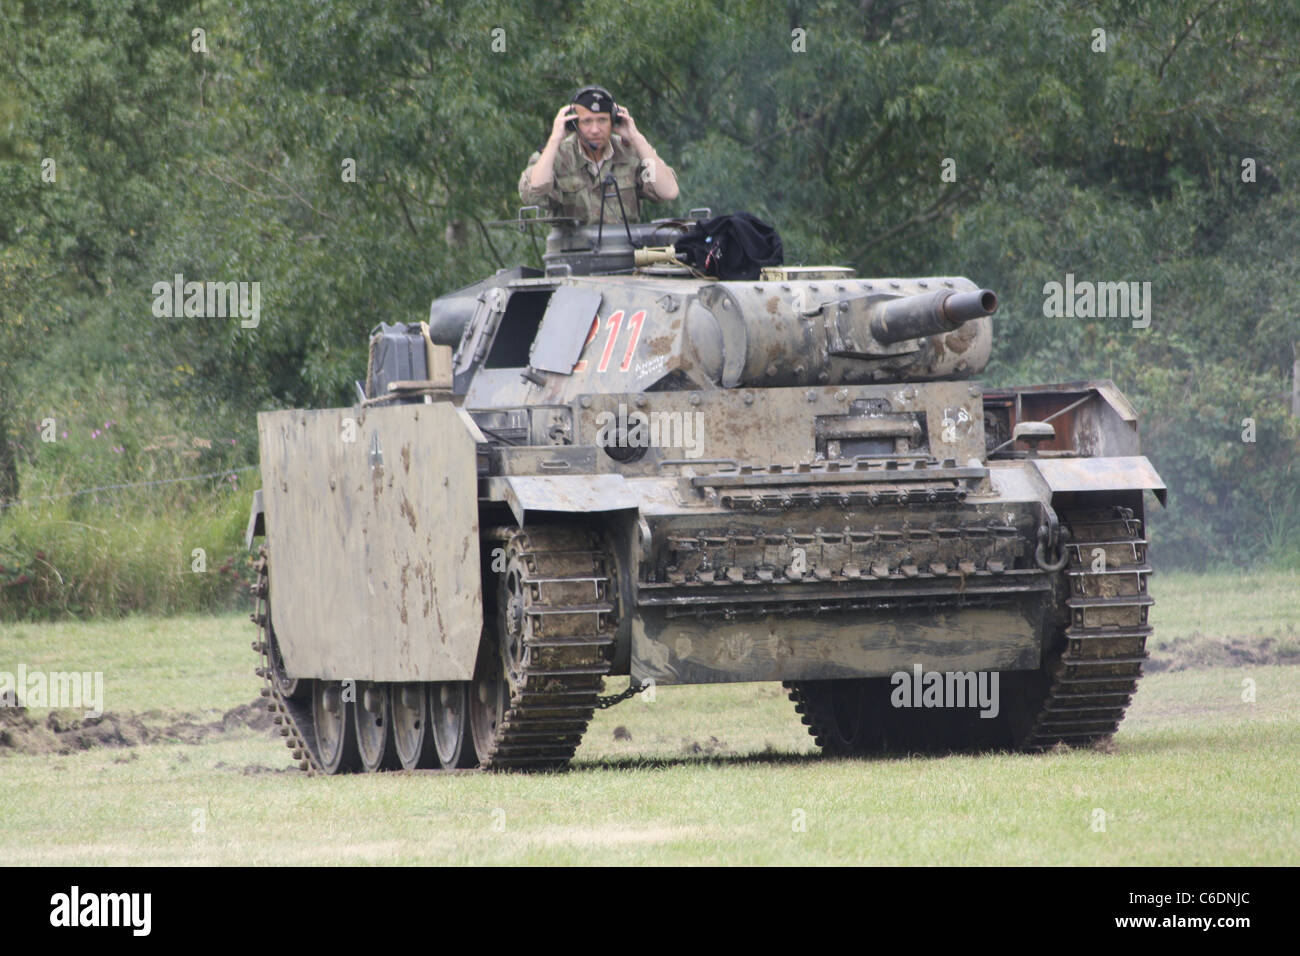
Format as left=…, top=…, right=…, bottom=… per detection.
left=596, top=311, right=624, bottom=373
left=574, top=309, right=646, bottom=373
left=619, top=310, right=647, bottom=371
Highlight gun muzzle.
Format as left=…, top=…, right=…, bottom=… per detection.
left=870, top=288, right=998, bottom=344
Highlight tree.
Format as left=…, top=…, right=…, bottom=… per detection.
left=2, top=0, right=1298, bottom=566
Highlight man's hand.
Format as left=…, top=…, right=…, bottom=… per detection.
left=550, top=103, right=576, bottom=142
left=615, top=105, right=642, bottom=144
left=527, top=104, right=576, bottom=192
left=616, top=104, right=679, bottom=201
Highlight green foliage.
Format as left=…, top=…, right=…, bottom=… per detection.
left=1, top=0, right=1299, bottom=613
left=0, top=487, right=253, bottom=620
left=0, top=377, right=254, bottom=619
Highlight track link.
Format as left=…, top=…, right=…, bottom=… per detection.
left=475, top=527, right=619, bottom=771
left=786, top=505, right=1152, bottom=755
left=251, top=548, right=323, bottom=775
left=250, top=527, right=620, bottom=774
left=1018, top=506, right=1151, bottom=750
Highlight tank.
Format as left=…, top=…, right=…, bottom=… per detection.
left=245, top=218, right=1167, bottom=773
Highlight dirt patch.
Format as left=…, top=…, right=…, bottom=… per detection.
left=680, top=735, right=727, bottom=755
left=1146, top=633, right=1300, bottom=673
left=0, top=698, right=273, bottom=757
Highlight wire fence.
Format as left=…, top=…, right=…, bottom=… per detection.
left=0, top=466, right=258, bottom=512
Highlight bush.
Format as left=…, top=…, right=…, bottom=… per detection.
left=0, top=488, right=254, bottom=620
left=0, top=379, right=257, bottom=619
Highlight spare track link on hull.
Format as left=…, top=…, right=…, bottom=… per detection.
left=250, top=529, right=620, bottom=774
left=784, top=505, right=1152, bottom=755
left=475, top=526, right=620, bottom=771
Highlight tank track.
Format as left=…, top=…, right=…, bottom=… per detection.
left=1020, top=505, right=1151, bottom=750
left=250, top=548, right=322, bottom=775
left=474, top=526, right=620, bottom=771
left=248, top=528, right=619, bottom=774
left=786, top=505, right=1152, bottom=754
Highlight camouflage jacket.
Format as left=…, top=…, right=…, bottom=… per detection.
left=518, top=132, right=674, bottom=225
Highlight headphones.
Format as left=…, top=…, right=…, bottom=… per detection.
left=566, top=85, right=620, bottom=132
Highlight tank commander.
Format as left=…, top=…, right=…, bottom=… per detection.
left=518, top=85, right=679, bottom=225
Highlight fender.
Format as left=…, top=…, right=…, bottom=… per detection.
left=484, top=473, right=639, bottom=526
left=1030, top=455, right=1167, bottom=507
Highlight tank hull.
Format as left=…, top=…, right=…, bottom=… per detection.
left=245, top=259, right=1165, bottom=772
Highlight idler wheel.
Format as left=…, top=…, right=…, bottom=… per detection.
left=266, top=629, right=307, bottom=700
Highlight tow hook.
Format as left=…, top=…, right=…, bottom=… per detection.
left=1035, top=506, right=1070, bottom=572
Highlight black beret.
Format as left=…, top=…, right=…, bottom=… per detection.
left=573, top=88, right=612, bottom=114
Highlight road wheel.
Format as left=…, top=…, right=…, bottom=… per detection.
left=312, top=680, right=361, bottom=774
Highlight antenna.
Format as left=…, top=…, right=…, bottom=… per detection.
left=596, top=173, right=635, bottom=251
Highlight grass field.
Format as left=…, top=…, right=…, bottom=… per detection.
left=1, top=571, right=1296, bottom=865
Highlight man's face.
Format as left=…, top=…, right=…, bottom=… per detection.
left=572, top=103, right=612, bottom=156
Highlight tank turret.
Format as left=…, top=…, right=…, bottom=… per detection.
left=679, top=279, right=997, bottom=390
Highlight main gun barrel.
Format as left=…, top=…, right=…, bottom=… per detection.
left=870, top=289, right=998, bottom=344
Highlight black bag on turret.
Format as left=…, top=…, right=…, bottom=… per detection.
left=674, top=212, right=783, bottom=280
